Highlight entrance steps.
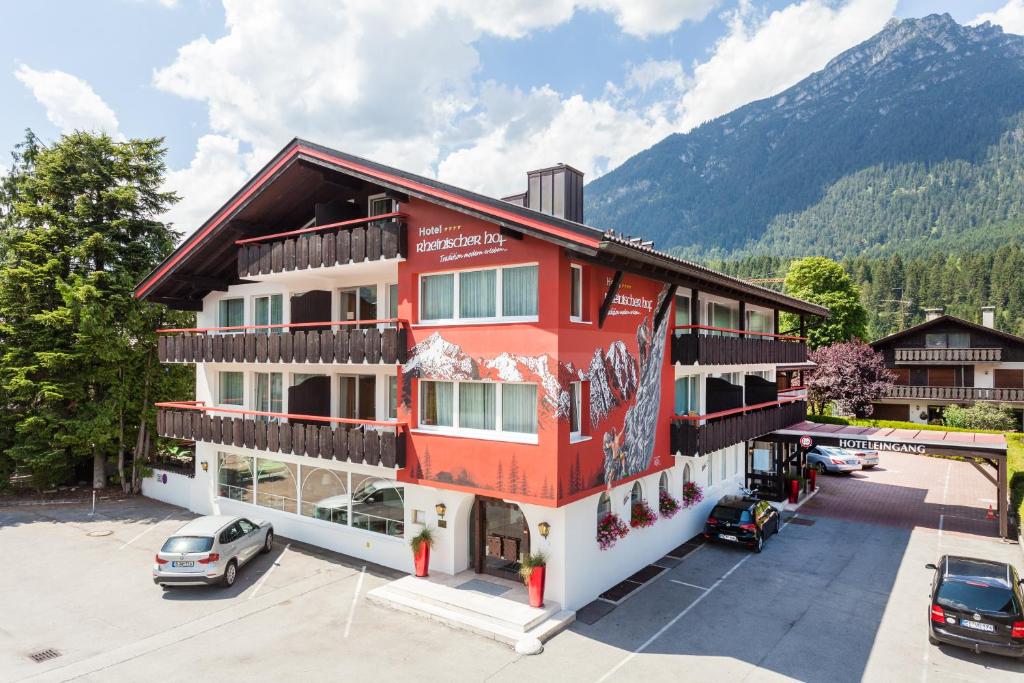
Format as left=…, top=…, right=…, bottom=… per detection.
left=367, top=573, right=575, bottom=647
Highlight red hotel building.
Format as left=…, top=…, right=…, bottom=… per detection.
left=137, top=138, right=827, bottom=611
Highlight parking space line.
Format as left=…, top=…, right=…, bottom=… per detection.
left=344, top=565, right=366, bottom=639
left=669, top=579, right=709, bottom=591
left=118, top=514, right=173, bottom=550
left=249, top=543, right=290, bottom=600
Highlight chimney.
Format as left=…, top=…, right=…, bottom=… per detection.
left=924, top=307, right=943, bottom=322
left=982, top=306, right=995, bottom=328
left=524, top=164, right=585, bottom=223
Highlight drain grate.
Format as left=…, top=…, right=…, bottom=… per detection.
left=29, top=649, right=61, bottom=663
left=787, top=517, right=816, bottom=526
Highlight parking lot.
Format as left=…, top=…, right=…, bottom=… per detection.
left=1, top=451, right=1021, bottom=682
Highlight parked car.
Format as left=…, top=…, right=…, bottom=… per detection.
left=704, top=495, right=780, bottom=553
left=806, top=445, right=862, bottom=474
left=850, top=448, right=880, bottom=468
left=926, top=555, right=1024, bottom=658
left=153, top=515, right=273, bottom=588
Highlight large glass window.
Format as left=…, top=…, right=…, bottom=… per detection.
left=388, top=283, right=399, bottom=320
left=459, top=382, right=496, bottom=430
left=388, top=376, right=398, bottom=420
left=420, top=380, right=454, bottom=427
left=339, top=286, right=377, bottom=329
left=301, top=467, right=349, bottom=524
left=675, top=294, right=691, bottom=329
left=255, top=458, right=298, bottom=513
left=369, top=194, right=394, bottom=218
left=746, top=309, right=772, bottom=335
left=218, top=453, right=254, bottom=502
left=675, top=376, right=699, bottom=415
left=420, top=265, right=538, bottom=323
left=503, top=265, right=538, bottom=317
left=254, top=294, right=283, bottom=333
left=503, top=384, right=537, bottom=434
left=219, top=372, right=244, bottom=406
left=254, top=372, right=283, bottom=417
left=218, top=298, right=244, bottom=328
left=350, top=474, right=405, bottom=537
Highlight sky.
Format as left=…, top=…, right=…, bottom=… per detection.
left=1, top=0, right=1021, bottom=236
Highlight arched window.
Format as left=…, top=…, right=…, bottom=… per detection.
left=682, top=463, right=691, bottom=486
left=597, top=491, right=611, bottom=527
left=630, top=481, right=643, bottom=505
left=658, top=471, right=669, bottom=496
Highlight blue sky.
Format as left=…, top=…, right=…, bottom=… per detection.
left=0, top=1, right=1016, bottom=232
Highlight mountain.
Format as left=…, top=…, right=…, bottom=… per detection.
left=584, top=14, right=1024, bottom=259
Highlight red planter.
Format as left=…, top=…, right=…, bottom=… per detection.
left=788, top=479, right=799, bottom=504
left=526, top=565, right=546, bottom=608
left=413, top=543, right=430, bottom=577
left=808, top=468, right=817, bottom=492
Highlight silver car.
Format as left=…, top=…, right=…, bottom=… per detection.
left=850, top=449, right=880, bottom=468
left=153, top=515, right=273, bottom=588
left=807, top=445, right=862, bottom=474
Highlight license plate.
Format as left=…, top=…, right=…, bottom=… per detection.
left=719, top=534, right=738, bottom=542
left=959, top=619, right=994, bottom=632
left=171, top=561, right=195, bottom=568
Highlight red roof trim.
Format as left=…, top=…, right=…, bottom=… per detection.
left=136, top=143, right=601, bottom=299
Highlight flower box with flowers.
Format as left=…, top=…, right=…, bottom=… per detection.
left=682, top=481, right=704, bottom=509
left=658, top=490, right=681, bottom=519
left=630, top=500, right=657, bottom=528
left=597, top=512, right=629, bottom=550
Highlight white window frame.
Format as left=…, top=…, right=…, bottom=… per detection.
left=217, top=297, right=245, bottom=330
left=368, top=193, right=395, bottom=217
left=569, top=264, right=584, bottom=323
left=252, top=371, right=283, bottom=420
left=569, top=381, right=590, bottom=443
left=252, top=294, right=283, bottom=334
left=415, top=380, right=539, bottom=444
left=218, top=370, right=245, bottom=407
left=417, top=262, right=539, bottom=326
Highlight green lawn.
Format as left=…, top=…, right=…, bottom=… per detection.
left=808, top=415, right=1023, bottom=534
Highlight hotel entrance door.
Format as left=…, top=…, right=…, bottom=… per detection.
left=470, top=497, right=530, bottom=581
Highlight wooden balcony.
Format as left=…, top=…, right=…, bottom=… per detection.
left=894, top=347, right=1002, bottom=364
left=670, top=397, right=807, bottom=457
left=884, top=385, right=1024, bottom=402
left=157, top=321, right=407, bottom=364
left=671, top=326, right=807, bottom=366
left=155, top=403, right=406, bottom=469
left=237, top=213, right=407, bottom=278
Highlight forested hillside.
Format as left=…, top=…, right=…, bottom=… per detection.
left=712, top=243, right=1024, bottom=340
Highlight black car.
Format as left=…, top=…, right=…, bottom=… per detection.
left=926, top=555, right=1024, bottom=658
left=703, top=496, right=780, bottom=553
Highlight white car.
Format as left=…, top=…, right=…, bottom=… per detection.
left=153, top=515, right=273, bottom=588
left=850, top=449, right=880, bottom=468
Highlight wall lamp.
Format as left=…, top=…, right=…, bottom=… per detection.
left=537, top=521, right=551, bottom=539
left=200, top=461, right=209, bottom=472
left=435, top=502, right=447, bottom=519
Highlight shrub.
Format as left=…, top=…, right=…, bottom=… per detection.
left=943, top=402, right=1019, bottom=431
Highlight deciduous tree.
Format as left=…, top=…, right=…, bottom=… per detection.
left=782, top=257, right=867, bottom=348
left=807, top=341, right=894, bottom=418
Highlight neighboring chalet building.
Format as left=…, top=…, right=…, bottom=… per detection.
left=136, top=139, right=826, bottom=611
left=870, top=307, right=1024, bottom=427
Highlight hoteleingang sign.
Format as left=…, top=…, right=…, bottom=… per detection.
left=836, top=438, right=925, bottom=455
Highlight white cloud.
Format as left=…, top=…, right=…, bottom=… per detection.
left=972, top=0, right=1024, bottom=34
left=626, top=59, right=687, bottom=92
left=14, top=65, right=120, bottom=135
left=163, top=134, right=250, bottom=231
left=676, top=0, right=897, bottom=130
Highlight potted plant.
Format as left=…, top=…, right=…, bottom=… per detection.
left=597, top=512, right=629, bottom=550
left=410, top=527, right=434, bottom=577
left=519, top=552, right=547, bottom=608
left=681, top=481, right=704, bottom=509
left=630, top=500, right=657, bottom=528
left=659, top=489, right=681, bottom=519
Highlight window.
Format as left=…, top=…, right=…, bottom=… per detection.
left=746, top=309, right=772, bottom=335
left=369, top=194, right=395, bottom=218
left=253, top=373, right=283, bottom=417
left=927, top=332, right=970, bottom=348
left=569, top=264, right=583, bottom=321
left=675, top=294, right=691, bottom=330
left=219, top=372, right=243, bottom=406
left=218, top=453, right=254, bottom=502
left=253, top=294, right=283, bottom=333
left=708, top=453, right=714, bottom=486
left=339, top=286, right=377, bottom=329
left=597, top=492, right=611, bottom=527
left=658, top=471, right=669, bottom=496
left=419, top=380, right=537, bottom=437
left=255, top=458, right=297, bottom=513
left=350, top=474, right=405, bottom=537
left=388, top=376, right=398, bottom=420
left=675, top=376, right=699, bottom=415
left=388, top=283, right=399, bottom=320
left=706, top=302, right=739, bottom=336
left=569, top=382, right=582, bottom=436
left=630, top=481, right=643, bottom=505
left=419, top=265, right=538, bottom=323
left=682, top=463, right=691, bottom=486
left=301, top=467, right=349, bottom=524
left=721, top=449, right=728, bottom=480
left=339, top=375, right=376, bottom=421
left=218, top=298, right=244, bottom=328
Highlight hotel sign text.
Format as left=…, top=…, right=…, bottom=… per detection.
left=838, top=438, right=926, bottom=455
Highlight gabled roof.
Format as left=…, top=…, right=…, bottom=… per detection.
left=870, top=314, right=1024, bottom=349
left=136, top=138, right=828, bottom=317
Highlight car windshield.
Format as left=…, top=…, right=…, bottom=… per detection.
left=937, top=579, right=1019, bottom=615
left=161, top=536, right=214, bottom=553
left=711, top=506, right=752, bottom=523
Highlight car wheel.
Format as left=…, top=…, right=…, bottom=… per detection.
left=928, top=634, right=939, bottom=646
left=815, top=462, right=827, bottom=475
left=754, top=534, right=763, bottom=553
left=222, top=560, right=238, bottom=588
left=261, top=530, right=274, bottom=554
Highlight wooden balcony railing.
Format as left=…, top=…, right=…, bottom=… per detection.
left=885, top=385, right=1024, bottom=402
left=155, top=402, right=406, bottom=469
left=237, top=213, right=407, bottom=278
left=894, top=347, right=1002, bottom=363
left=670, top=397, right=807, bottom=457
left=157, top=320, right=408, bottom=364
left=671, top=325, right=807, bottom=365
